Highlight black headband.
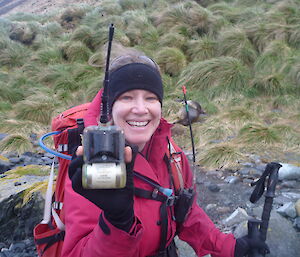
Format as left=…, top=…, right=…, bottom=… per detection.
left=108, top=63, right=163, bottom=110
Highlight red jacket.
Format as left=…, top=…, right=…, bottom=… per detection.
left=61, top=90, right=236, bottom=257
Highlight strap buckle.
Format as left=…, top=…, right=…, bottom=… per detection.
left=166, top=195, right=175, bottom=206
left=152, top=188, right=159, bottom=199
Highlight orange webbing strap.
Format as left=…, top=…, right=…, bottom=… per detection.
left=167, top=138, right=184, bottom=191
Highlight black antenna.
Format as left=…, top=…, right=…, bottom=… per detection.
left=100, top=24, right=114, bottom=125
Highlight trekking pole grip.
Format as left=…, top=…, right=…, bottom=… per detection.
left=248, top=219, right=263, bottom=257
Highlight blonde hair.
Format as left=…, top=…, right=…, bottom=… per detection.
left=109, top=54, right=161, bottom=74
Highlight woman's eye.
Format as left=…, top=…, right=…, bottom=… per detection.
left=120, top=95, right=132, bottom=101
left=146, top=96, right=158, bottom=101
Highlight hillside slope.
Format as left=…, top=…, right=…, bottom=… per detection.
left=0, top=0, right=99, bottom=16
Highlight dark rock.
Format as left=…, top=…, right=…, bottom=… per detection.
left=207, top=183, right=220, bottom=192
left=29, top=134, right=37, bottom=141
left=9, top=242, right=26, bottom=252
left=224, top=176, right=240, bottom=184
left=9, top=157, right=21, bottom=165
left=256, top=164, right=267, bottom=172
left=41, top=157, right=52, bottom=165
left=0, top=191, right=44, bottom=245
left=280, top=180, right=298, bottom=189
left=21, top=152, right=34, bottom=157
left=240, top=162, right=254, bottom=168
left=43, top=153, right=55, bottom=159
left=293, top=217, right=300, bottom=231
left=0, top=160, right=11, bottom=174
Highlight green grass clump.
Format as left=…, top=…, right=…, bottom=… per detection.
left=199, top=144, right=242, bottom=169
left=156, top=47, right=186, bottom=76
left=238, top=123, right=280, bottom=144
left=187, top=36, right=218, bottom=62
left=15, top=94, right=57, bottom=125
left=62, top=41, right=92, bottom=62
left=217, top=26, right=257, bottom=66
left=0, top=41, right=29, bottom=67
left=5, top=165, right=50, bottom=177
left=178, top=57, right=250, bottom=95
left=0, top=134, right=32, bottom=154
left=222, top=108, right=255, bottom=124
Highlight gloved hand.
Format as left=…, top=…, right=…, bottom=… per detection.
left=68, top=145, right=138, bottom=232
left=234, top=235, right=270, bottom=257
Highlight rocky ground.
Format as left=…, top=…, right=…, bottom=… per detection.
left=0, top=0, right=100, bottom=16
left=1, top=144, right=300, bottom=256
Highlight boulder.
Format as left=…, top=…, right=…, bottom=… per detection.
left=277, top=202, right=297, bottom=218
left=278, top=163, right=300, bottom=180
left=0, top=191, right=44, bottom=245
left=222, top=207, right=249, bottom=227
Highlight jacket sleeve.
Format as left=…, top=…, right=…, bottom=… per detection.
left=61, top=175, right=143, bottom=257
left=84, top=89, right=103, bottom=127
left=177, top=153, right=236, bottom=257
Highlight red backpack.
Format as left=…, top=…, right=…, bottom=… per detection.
left=33, top=102, right=184, bottom=257
left=34, top=103, right=90, bottom=257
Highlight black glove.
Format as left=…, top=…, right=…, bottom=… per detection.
left=234, top=235, right=270, bottom=257
left=68, top=146, right=138, bottom=232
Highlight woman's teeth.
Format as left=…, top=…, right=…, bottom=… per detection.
left=127, top=121, right=149, bottom=127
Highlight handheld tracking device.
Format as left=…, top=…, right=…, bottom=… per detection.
left=82, top=24, right=126, bottom=189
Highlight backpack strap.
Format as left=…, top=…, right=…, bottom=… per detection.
left=166, top=137, right=184, bottom=192
left=134, top=187, right=175, bottom=255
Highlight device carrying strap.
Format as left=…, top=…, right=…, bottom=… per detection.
left=166, top=137, right=184, bottom=192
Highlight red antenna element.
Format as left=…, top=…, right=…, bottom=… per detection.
left=182, top=85, right=187, bottom=95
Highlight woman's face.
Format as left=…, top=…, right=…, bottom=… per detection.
left=112, top=89, right=161, bottom=151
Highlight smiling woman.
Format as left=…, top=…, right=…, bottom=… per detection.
left=62, top=53, right=267, bottom=257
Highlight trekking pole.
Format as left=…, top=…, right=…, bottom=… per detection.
left=182, top=85, right=196, bottom=186
left=248, top=162, right=282, bottom=257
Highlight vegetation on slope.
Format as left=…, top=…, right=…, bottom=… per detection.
left=0, top=0, right=299, bottom=169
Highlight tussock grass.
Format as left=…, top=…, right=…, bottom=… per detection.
left=155, top=1, right=218, bottom=37
left=178, top=57, right=250, bottom=94
left=250, top=72, right=286, bottom=96
left=218, top=26, right=257, bottom=66
left=119, top=0, right=145, bottom=10
left=71, top=25, right=94, bottom=49
left=15, top=94, right=57, bottom=125
left=0, top=85, right=24, bottom=104
left=155, top=47, right=186, bottom=76
left=41, top=22, right=63, bottom=37
left=238, top=123, right=280, bottom=144
left=187, top=36, right=217, bottom=62
left=0, top=133, right=32, bottom=154
left=199, top=143, right=242, bottom=169
left=159, top=32, right=186, bottom=50
left=222, top=108, right=256, bottom=124
left=59, top=7, right=87, bottom=28
left=0, top=40, right=29, bottom=67
left=254, top=40, right=292, bottom=72
left=62, top=41, right=92, bottom=62
left=32, top=47, right=63, bottom=65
